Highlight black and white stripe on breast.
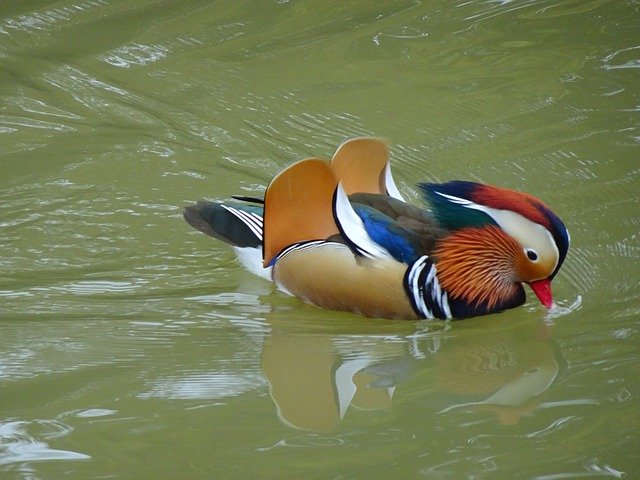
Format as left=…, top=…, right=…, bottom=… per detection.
left=404, top=255, right=452, bottom=320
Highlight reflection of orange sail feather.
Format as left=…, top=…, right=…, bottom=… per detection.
left=262, top=328, right=399, bottom=432
left=262, top=334, right=340, bottom=432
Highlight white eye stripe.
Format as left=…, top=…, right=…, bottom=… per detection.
left=435, top=191, right=485, bottom=211
left=436, top=190, right=560, bottom=272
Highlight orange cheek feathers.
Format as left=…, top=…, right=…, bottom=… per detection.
left=515, top=252, right=556, bottom=283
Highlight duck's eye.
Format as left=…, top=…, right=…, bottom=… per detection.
left=525, top=249, right=539, bottom=261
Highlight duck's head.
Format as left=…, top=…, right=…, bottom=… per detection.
left=421, top=181, right=570, bottom=310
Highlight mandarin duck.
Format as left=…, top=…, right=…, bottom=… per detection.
left=184, top=138, right=569, bottom=320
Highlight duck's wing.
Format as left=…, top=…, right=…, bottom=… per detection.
left=330, top=137, right=404, bottom=201
left=348, top=193, right=448, bottom=263
left=262, top=158, right=341, bottom=267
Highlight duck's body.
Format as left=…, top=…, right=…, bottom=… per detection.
left=184, top=138, right=569, bottom=320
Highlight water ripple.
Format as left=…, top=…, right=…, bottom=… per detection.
left=43, top=65, right=133, bottom=109
left=545, top=295, right=583, bottom=321
left=0, top=420, right=90, bottom=466
left=0, top=0, right=108, bottom=35
left=138, top=371, right=266, bottom=400
left=0, top=115, right=75, bottom=133
left=74, top=408, right=117, bottom=419
left=98, top=43, right=169, bottom=68
left=523, top=416, right=578, bottom=438
left=5, top=96, right=82, bottom=120
left=61, top=280, right=146, bottom=295
left=602, top=45, right=640, bottom=71
left=535, top=462, right=625, bottom=479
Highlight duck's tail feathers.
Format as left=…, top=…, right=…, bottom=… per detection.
left=183, top=200, right=264, bottom=248
left=231, top=195, right=264, bottom=205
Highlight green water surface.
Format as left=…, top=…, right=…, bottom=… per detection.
left=1, top=1, right=638, bottom=479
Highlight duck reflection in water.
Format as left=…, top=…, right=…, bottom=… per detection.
left=433, top=323, right=561, bottom=426
left=261, top=317, right=563, bottom=431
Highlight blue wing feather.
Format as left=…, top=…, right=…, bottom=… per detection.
left=352, top=204, right=417, bottom=264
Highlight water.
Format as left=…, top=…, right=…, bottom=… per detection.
left=1, top=0, right=638, bottom=478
